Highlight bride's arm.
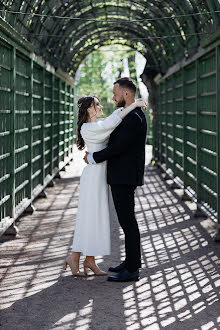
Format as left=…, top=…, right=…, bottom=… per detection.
left=116, top=99, right=147, bottom=119
left=83, top=99, right=147, bottom=133
left=81, top=99, right=147, bottom=145
left=84, top=99, right=147, bottom=164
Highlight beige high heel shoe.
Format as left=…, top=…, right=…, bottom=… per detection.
left=63, top=256, right=85, bottom=276
left=83, top=260, right=107, bottom=276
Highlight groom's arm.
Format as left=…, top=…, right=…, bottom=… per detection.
left=92, top=112, right=142, bottom=164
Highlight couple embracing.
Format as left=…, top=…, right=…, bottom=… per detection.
left=64, top=77, right=147, bottom=282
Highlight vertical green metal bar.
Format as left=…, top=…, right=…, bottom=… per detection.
left=152, top=106, right=155, bottom=159
left=158, top=84, right=163, bottom=165
left=67, top=84, right=70, bottom=158
left=72, top=87, right=75, bottom=146
left=70, top=85, right=73, bottom=155
left=182, top=67, right=190, bottom=200
left=165, top=81, right=168, bottom=171
left=41, top=67, right=45, bottom=184
left=215, top=45, right=220, bottom=240
left=9, top=46, right=16, bottom=219
left=180, top=70, right=184, bottom=183
left=61, top=81, right=64, bottom=163
left=73, top=87, right=78, bottom=143
left=50, top=74, right=54, bottom=175
left=163, top=80, right=170, bottom=178
left=64, top=82, right=67, bottom=161
left=69, top=86, right=72, bottom=155
left=158, top=84, right=161, bottom=164
left=157, top=84, right=160, bottom=164
left=195, top=59, right=204, bottom=217
left=146, top=103, right=150, bottom=143
left=71, top=86, right=74, bottom=154
left=155, top=86, right=159, bottom=163
left=164, top=81, right=169, bottom=169
left=24, top=57, right=35, bottom=213
left=27, top=58, right=33, bottom=199
left=172, top=75, right=176, bottom=177
left=58, top=79, right=61, bottom=166
left=195, top=59, right=200, bottom=212
left=171, top=74, right=181, bottom=189
left=55, top=78, right=60, bottom=169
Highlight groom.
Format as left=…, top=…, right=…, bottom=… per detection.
left=84, top=77, right=147, bottom=282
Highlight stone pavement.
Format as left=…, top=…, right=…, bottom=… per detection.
left=0, top=145, right=220, bottom=330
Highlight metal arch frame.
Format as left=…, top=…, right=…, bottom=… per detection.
left=59, top=25, right=170, bottom=69
left=0, top=1, right=194, bottom=40
left=35, top=2, right=189, bottom=49
left=1, top=0, right=219, bottom=73
left=2, top=0, right=217, bottom=34
left=50, top=20, right=172, bottom=61
left=43, top=29, right=154, bottom=71
left=35, top=7, right=187, bottom=71
left=1, top=1, right=212, bottom=42
left=7, top=0, right=205, bottom=41
left=62, top=28, right=163, bottom=72
left=34, top=4, right=183, bottom=48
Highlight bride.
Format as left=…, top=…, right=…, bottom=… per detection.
left=63, top=95, right=146, bottom=276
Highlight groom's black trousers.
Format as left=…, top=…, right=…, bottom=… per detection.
left=110, top=184, right=141, bottom=272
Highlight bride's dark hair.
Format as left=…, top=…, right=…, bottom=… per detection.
left=76, top=95, right=97, bottom=150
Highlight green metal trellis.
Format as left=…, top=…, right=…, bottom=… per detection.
left=1, top=1, right=219, bottom=73
left=0, top=17, right=77, bottom=235
left=1, top=0, right=220, bottom=239
left=154, top=34, right=220, bottom=240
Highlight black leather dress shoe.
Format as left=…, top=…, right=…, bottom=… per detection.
left=108, top=262, right=125, bottom=273
left=107, top=269, right=139, bottom=282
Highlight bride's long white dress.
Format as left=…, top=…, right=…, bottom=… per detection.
left=72, top=109, right=122, bottom=256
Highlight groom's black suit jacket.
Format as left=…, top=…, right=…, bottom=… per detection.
left=93, top=107, right=147, bottom=186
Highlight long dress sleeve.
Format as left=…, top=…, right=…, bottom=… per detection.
left=81, top=110, right=122, bottom=144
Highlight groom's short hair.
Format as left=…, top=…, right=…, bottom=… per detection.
left=114, top=77, right=136, bottom=95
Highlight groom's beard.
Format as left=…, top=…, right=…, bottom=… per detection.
left=116, top=99, right=126, bottom=107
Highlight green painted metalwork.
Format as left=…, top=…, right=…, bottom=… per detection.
left=173, top=70, right=184, bottom=182
left=217, top=45, right=220, bottom=233
left=155, top=39, right=220, bottom=224
left=145, top=106, right=153, bottom=145
left=0, top=18, right=75, bottom=235
left=1, top=0, right=220, bottom=234
left=0, top=1, right=219, bottom=74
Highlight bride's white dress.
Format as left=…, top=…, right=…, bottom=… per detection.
left=72, top=109, right=122, bottom=256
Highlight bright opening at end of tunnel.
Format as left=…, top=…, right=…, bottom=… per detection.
left=74, top=45, right=148, bottom=114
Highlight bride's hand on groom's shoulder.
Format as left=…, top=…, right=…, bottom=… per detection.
left=83, top=151, right=89, bottom=164
left=134, top=98, right=148, bottom=111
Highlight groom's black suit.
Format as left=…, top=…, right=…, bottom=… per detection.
left=93, top=107, right=147, bottom=272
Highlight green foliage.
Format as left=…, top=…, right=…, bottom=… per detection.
left=75, top=45, right=138, bottom=115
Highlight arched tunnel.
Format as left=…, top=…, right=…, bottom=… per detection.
left=1, top=1, right=214, bottom=70
left=2, top=2, right=220, bottom=329
left=0, top=2, right=220, bottom=234
left=2, top=1, right=220, bottom=98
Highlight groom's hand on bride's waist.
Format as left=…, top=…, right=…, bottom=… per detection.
left=83, top=152, right=96, bottom=165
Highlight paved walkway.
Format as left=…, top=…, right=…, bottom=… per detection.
left=0, top=146, right=220, bottom=330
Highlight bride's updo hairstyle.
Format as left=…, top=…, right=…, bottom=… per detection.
left=76, top=95, right=97, bottom=150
